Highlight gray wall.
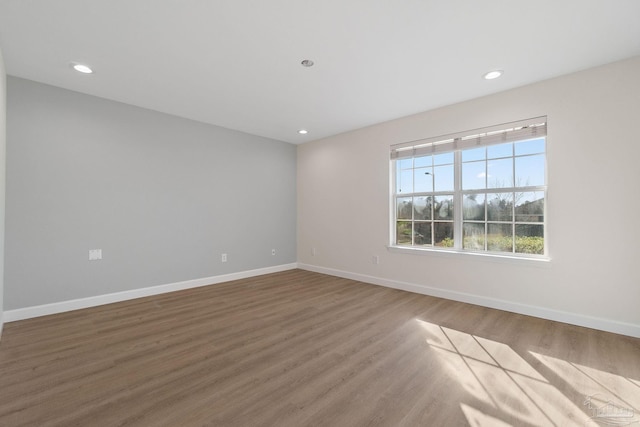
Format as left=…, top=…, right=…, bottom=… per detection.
left=5, top=77, right=296, bottom=310
left=0, top=49, right=6, bottom=332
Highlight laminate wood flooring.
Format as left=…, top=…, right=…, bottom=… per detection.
left=1, top=269, right=639, bottom=426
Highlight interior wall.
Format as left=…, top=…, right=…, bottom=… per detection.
left=5, top=77, right=296, bottom=310
left=298, top=56, right=640, bottom=336
left=0, top=49, right=6, bottom=334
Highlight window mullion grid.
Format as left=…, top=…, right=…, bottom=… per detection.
left=430, top=155, right=435, bottom=246
left=484, top=153, right=488, bottom=251
left=484, top=202, right=488, bottom=251
left=511, top=147, right=516, bottom=253
left=453, top=150, right=463, bottom=249
left=391, top=159, right=397, bottom=246
left=512, top=190, right=516, bottom=253
left=410, top=158, right=415, bottom=246
left=391, top=124, right=546, bottom=257
left=411, top=195, right=416, bottom=246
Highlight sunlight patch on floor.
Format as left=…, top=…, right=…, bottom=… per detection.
left=416, top=319, right=587, bottom=426
left=530, top=351, right=640, bottom=426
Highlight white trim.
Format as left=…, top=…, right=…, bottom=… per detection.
left=4, top=263, right=298, bottom=322
left=298, top=263, right=640, bottom=339
left=386, top=245, right=551, bottom=267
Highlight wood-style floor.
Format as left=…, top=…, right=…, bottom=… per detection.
left=1, top=270, right=639, bottom=426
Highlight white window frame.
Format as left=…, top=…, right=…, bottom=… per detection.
left=390, top=117, right=548, bottom=260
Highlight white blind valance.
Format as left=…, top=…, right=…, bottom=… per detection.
left=390, top=117, right=547, bottom=160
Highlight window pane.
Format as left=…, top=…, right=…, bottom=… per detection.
left=413, top=196, right=432, bottom=220
left=434, top=195, right=453, bottom=220
left=397, top=168, right=413, bottom=193
left=396, top=222, right=412, bottom=245
left=515, top=192, right=544, bottom=222
left=396, top=197, right=413, bottom=220
left=515, top=138, right=545, bottom=156
left=414, top=155, right=431, bottom=168
left=414, top=222, right=432, bottom=246
left=434, top=222, right=454, bottom=247
left=515, top=224, right=544, bottom=254
left=462, top=147, right=485, bottom=162
left=434, top=152, right=454, bottom=165
left=487, top=193, right=513, bottom=221
left=434, top=164, right=454, bottom=191
left=488, top=142, right=513, bottom=159
left=463, top=223, right=485, bottom=250
left=515, top=155, right=545, bottom=187
left=487, top=223, right=513, bottom=252
left=463, top=193, right=485, bottom=220
left=397, top=158, right=413, bottom=170
left=462, top=161, right=486, bottom=190
left=487, top=158, right=513, bottom=188
left=414, top=167, right=433, bottom=193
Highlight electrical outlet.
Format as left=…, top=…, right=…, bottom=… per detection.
left=372, top=255, right=379, bottom=265
left=312, top=247, right=317, bottom=256
left=89, top=249, right=102, bottom=261
left=221, top=253, right=227, bottom=262
left=271, top=249, right=276, bottom=256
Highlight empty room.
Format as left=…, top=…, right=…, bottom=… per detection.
left=0, top=1, right=639, bottom=426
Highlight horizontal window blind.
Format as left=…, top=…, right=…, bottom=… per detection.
left=390, top=117, right=547, bottom=160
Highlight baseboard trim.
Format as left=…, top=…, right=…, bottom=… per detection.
left=4, top=263, right=298, bottom=322
left=6, top=262, right=639, bottom=338
left=298, top=263, right=640, bottom=339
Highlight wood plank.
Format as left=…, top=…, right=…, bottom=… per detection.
left=0, top=269, right=638, bottom=426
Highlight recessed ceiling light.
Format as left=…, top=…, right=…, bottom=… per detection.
left=483, top=70, right=503, bottom=80
left=71, top=63, right=93, bottom=74
left=301, top=59, right=314, bottom=67
left=298, top=129, right=309, bottom=135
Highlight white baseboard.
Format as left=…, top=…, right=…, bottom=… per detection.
left=6, top=262, right=639, bottom=339
left=4, top=263, right=298, bottom=323
left=298, top=263, right=640, bottom=339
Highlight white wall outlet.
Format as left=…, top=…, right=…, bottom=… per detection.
left=271, top=249, right=276, bottom=256
left=312, top=247, right=317, bottom=256
left=89, top=249, right=102, bottom=261
left=221, top=253, right=227, bottom=262
left=372, top=255, right=379, bottom=265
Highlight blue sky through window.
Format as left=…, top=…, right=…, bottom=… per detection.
left=397, top=138, right=545, bottom=194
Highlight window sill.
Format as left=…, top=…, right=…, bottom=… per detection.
left=386, top=245, right=551, bottom=267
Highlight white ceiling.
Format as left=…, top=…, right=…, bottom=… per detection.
left=1, top=1, right=639, bottom=144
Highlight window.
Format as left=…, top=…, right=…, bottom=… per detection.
left=391, top=117, right=547, bottom=257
